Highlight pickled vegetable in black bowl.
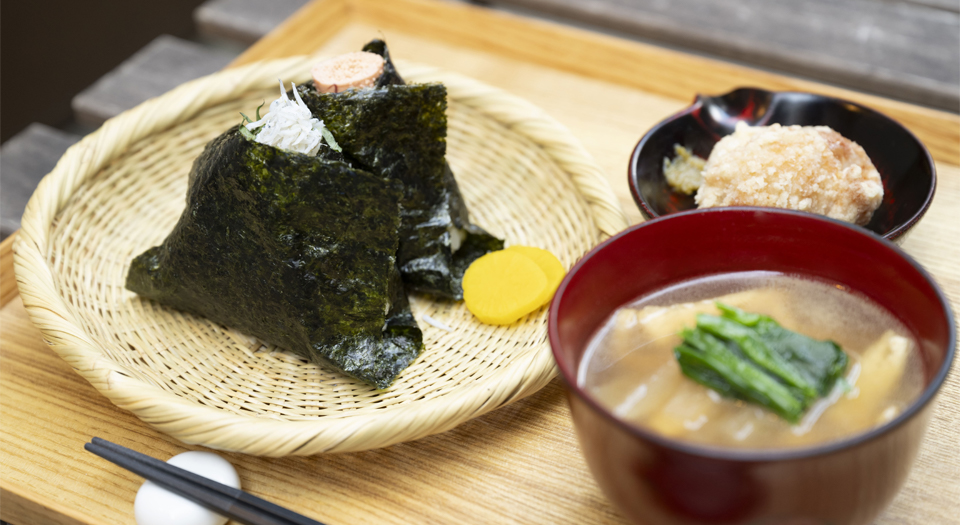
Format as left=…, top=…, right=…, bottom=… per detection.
left=628, top=87, right=936, bottom=242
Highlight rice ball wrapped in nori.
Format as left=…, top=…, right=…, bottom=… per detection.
left=297, top=40, right=504, bottom=300
left=126, top=127, right=423, bottom=389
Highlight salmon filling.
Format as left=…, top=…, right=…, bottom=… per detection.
left=311, top=51, right=385, bottom=93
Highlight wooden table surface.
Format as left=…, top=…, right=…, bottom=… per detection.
left=2, top=1, right=958, bottom=524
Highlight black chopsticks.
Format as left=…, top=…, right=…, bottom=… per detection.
left=84, top=437, right=326, bottom=525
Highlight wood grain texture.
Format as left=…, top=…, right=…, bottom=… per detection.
left=0, top=294, right=620, bottom=525
left=195, top=0, right=310, bottom=44
left=2, top=1, right=958, bottom=523
left=0, top=234, right=17, bottom=308
left=2, top=282, right=958, bottom=524
left=236, top=0, right=959, bottom=165
left=0, top=125, right=81, bottom=239
left=71, top=35, right=237, bottom=126
left=229, top=0, right=351, bottom=68
left=0, top=488, right=87, bottom=525
left=902, top=0, right=960, bottom=12
left=484, top=0, right=960, bottom=111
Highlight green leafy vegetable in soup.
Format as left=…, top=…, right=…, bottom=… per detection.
left=674, top=303, right=848, bottom=423
left=578, top=272, right=923, bottom=449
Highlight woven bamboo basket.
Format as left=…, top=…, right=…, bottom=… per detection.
left=14, top=55, right=628, bottom=456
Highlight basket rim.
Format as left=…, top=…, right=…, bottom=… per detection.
left=13, top=54, right=628, bottom=455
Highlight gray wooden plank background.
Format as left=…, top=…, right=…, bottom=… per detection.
left=195, top=0, right=308, bottom=44
left=481, top=0, right=959, bottom=111
left=0, top=124, right=81, bottom=238
left=71, top=35, right=237, bottom=126
left=4, top=0, right=956, bottom=243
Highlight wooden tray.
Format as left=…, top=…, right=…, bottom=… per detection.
left=2, top=0, right=958, bottom=523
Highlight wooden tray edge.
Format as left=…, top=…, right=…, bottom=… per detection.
left=237, top=0, right=959, bottom=166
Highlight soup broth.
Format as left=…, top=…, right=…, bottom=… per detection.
left=578, top=271, right=924, bottom=449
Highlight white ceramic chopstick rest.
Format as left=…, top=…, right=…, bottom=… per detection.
left=134, top=451, right=241, bottom=525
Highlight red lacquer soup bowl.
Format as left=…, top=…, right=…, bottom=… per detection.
left=548, top=208, right=954, bottom=525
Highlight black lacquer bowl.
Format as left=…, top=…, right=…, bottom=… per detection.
left=628, top=87, right=936, bottom=242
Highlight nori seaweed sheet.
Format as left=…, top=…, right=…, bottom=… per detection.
left=126, top=128, right=424, bottom=389
left=297, top=40, right=503, bottom=299
left=362, top=39, right=404, bottom=88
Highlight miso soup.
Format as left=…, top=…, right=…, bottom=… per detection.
left=578, top=271, right=924, bottom=449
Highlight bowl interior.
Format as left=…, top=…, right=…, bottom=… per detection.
left=550, top=208, right=954, bottom=455
left=628, top=88, right=936, bottom=240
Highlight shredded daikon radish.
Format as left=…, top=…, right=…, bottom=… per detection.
left=245, top=80, right=334, bottom=156
left=422, top=314, right=454, bottom=332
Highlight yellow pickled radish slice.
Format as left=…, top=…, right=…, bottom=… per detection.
left=505, top=245, right=564, bottom=307
left=463, top=250, right=548, bottom=325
